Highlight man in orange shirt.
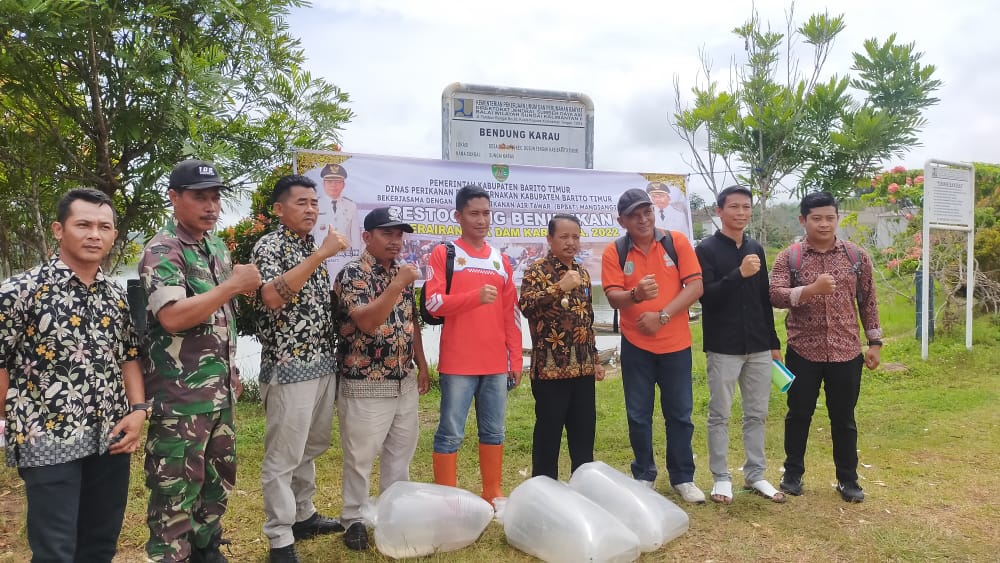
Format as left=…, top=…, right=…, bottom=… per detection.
left=424, top=185, right=523, bottom=504
left=601, top=188, right=706, bottom=504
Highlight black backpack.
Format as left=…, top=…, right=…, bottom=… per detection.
left=615, top=230, right=679, bottom=272
left=418, top=242, right=455, bottom=325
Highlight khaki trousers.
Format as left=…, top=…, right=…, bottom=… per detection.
left=261, top=375, right=337, bottom=548
left=337, top=386, right=419, bottom=524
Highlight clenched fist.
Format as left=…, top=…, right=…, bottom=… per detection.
left=558, top=270, right=583, bottom=292
left=393, top=263, right=420, bottom=287
left=739, top=254, right=761, bottom=278
left=812, top=273, right=836, bottom=295
left=480, top=284, right=498, bottom=304
left=230, top=263, right=263, bottom=294
left=634, top=274, right=658, bottom=301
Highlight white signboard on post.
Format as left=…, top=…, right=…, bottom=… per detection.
left=921, top=159, right=976, bottom=359
left=442, top=83, right=594, bottom=169
left=925, top=163, right=975, bottom=228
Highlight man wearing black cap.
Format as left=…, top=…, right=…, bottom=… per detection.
left=601, top=188, right=706, bottom=504
left=140, top=159, right=263, bottom=562
left=317, top=163, right=362, bottom=252
left=332, top=207, right=430, bottom=551
left=251, top=175, right=350, bottom=562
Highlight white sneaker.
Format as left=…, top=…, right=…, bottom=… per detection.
left=636, top=479, right=655, bottom=489
left=673, top=482, right=706, bottom=504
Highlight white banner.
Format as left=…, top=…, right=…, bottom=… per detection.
left=295, top=150, right=691, bottom=286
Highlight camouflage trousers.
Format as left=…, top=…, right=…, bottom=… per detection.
left=144, top=408, right=237, bottom=562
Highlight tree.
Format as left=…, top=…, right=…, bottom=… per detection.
left=0, top=0, right=354, bottom=272
left=672, top=6, right=941, bottom=246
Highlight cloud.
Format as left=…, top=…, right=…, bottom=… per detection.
left=281, top=0, right=996, bottom=199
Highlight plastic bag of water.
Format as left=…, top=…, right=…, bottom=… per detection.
left=503, top=476, right=640, bottom=563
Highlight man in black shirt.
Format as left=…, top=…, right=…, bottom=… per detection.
left=695, top=185, right=784, bottom=504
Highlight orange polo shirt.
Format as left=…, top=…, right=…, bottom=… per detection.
left=601, top=229, right=702, bottom=354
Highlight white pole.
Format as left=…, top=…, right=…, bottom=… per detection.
left=921, top=161, right=932, bottom=360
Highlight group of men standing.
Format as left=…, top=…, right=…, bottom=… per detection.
left=0, top=156, right=882, bottom=562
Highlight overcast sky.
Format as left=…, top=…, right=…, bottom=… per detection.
left=278, top=0, right=997, bottom=205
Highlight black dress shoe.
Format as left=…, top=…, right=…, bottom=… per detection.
left=780, top=474, right=803, bottom=496
left=343, top=522, right=369, bottom=551
left=291, top=512, right=345, bottom=540
left=269, top=544, right=300, bottom=563
left=191, top=535, right=231, bottom=563
left=837, top=480, right=865, bottom=503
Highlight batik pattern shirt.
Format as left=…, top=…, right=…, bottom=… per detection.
left=139, top=218, right=237, bottom=416
left=770, top=238, right=882, bottom=363
left=333, top=251, right=417, bottom=398
left=519, top=252, right=598, bottom=380
left=0, top=258, right=139, bottom=467
left=251, top=225, right=337, bottom=385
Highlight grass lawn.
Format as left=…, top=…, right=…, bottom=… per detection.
left=1, top=285, right=998, bottom=561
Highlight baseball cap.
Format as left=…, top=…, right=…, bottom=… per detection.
left=617, top=188, right=653, bottom=216
left=364, top=207, right=414, bottom=232
left=320, top=163, right=348, bottom=179
left=169, top=159, right=229, bottom=191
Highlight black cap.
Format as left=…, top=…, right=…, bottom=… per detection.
left=646, top=181, right=670, bottom=194
left=617, top=188, right=653, bottom=216
left=169, top=160, right=229, bottom=191
left=320, top=163, right=348, bottom=179
left=364, top=207, right=414, bottom=232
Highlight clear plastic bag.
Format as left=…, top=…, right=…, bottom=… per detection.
left=371, top=481, right=494, bottom=559
left=569, top=461, right=689, bottom=551
left=503, top=476, right=640, bottom=563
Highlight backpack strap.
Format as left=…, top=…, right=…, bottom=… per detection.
left=443, top=242, right=455, bottom=294
left=616, top=235, right=629, bottom=272
left=788, top=242, right=803, bottom=288
left=616, top=230, right=679, bottom=272
left=841, top=241, right=865, bottom=309
left=659, top=230, right=678, bottom=267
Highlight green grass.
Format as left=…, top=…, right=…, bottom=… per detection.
left=1, top=284, right=999, bottom=561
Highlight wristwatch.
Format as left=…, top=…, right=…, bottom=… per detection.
left=659, top=311, right=671, bottom=325
left=130, top=403, right=151, bottom=418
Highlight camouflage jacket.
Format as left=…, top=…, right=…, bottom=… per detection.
left=139, top=218, right=237, bottom=416
left=251, top=225, right=337, bottom=385
left=0, top=258, right=140, bottom=467
left=333, top=251, right=417, bottom=398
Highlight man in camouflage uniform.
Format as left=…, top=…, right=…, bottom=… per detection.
left=251, top=175, right=348, bottom=563
left=140, top=160, right=262, bottom=563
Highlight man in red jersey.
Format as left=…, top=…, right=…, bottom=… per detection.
left=424, top=185, right=522, bottom=505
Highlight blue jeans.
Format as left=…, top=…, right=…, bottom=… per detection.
left=620, top=337, right=695, bottom=485
left=433, top=373, right=507, bottom=453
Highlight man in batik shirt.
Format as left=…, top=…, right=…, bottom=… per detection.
left=0, top=188, right=146, bottom=561
left=333, top=207, right=430, bottom=551
left=140, top=160, right=262, bottom=563
left=251, top=174, right=348, bottom=563
left=519, top=214, right=604, bottom=480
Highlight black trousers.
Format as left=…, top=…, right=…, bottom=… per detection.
left=530, top=375, right=596, bottom=480
left=18, top=451, right=131, bottom=563
left=783, top=347, right=864, bottom=482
